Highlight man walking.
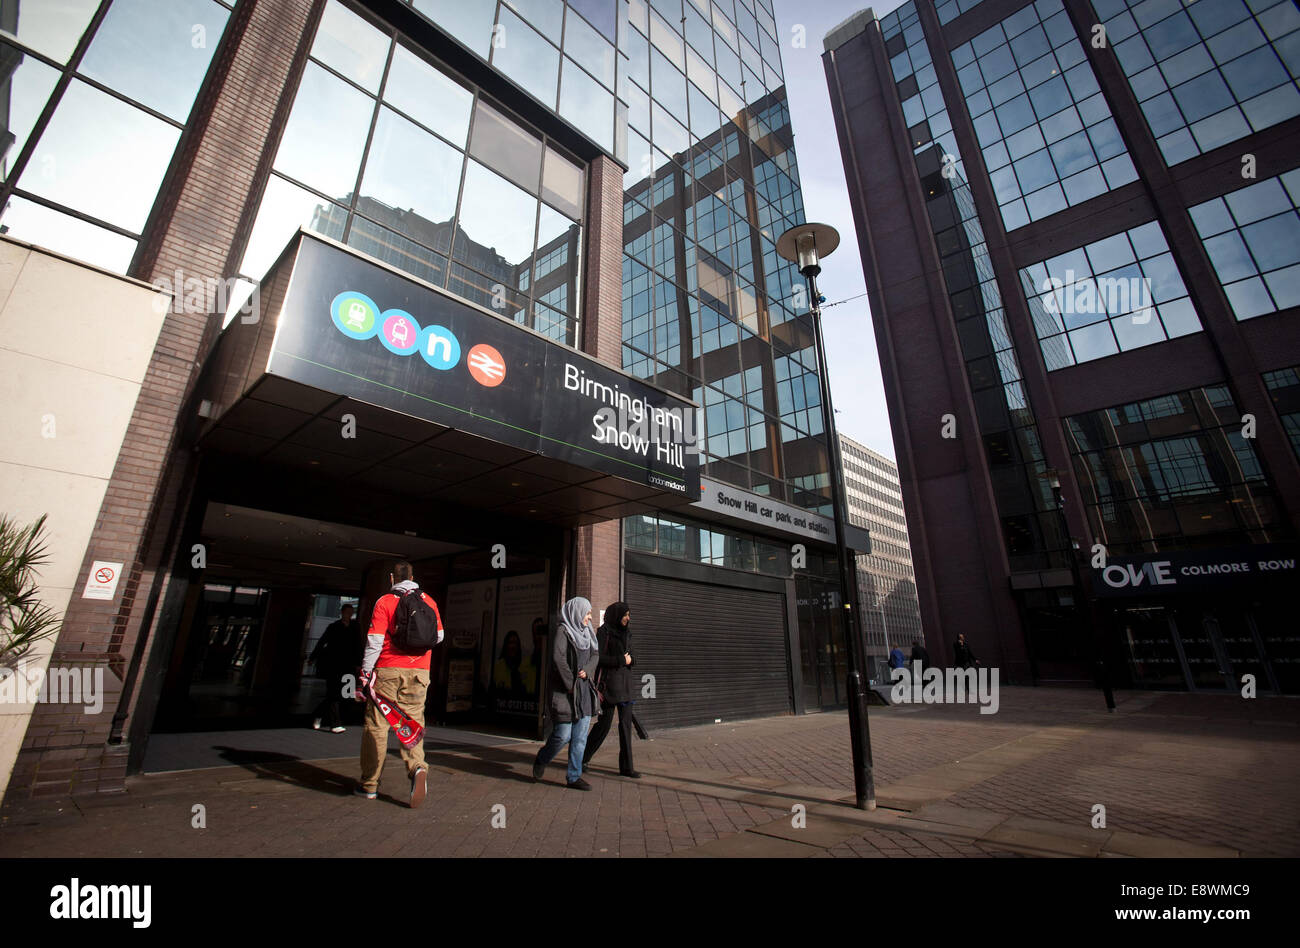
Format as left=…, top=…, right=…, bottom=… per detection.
left=355, top=561, right=443, bottom=808
left=910, top=639, right=931, bottom=671
left=310, top=603, right=358, bottom=733
left=953, top=634, right=979, bottom=670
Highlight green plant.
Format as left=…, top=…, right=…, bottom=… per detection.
left=0, top=514, right=62, bottom=670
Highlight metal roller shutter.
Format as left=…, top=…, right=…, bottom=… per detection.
left=623, top=572, right=792, bottom=731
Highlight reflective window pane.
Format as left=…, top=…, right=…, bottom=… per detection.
left=0, top=0, right=99, bottom=63
left=559, top=58, right=614, bottom=152
left=469, top=99, right=543, bottom=194
left=505, top=0, right=564, bottom=43
left=1098, top=0, right=1300, bottom=163
left=239, top=174, right=347, bottom=279
left=1020, top=218, right=1198, bottom=368
left=564, top=6, right=615, bottom=88
left=78, top=0, right=230, bottom=121
left=384, top=44, right=473, bottom=147
left=491, top=7, right=559, bottom=107
left=0, top=195, right=136, bottom=272
left=569, top=0, right=616, bottom=42
left=1069, top=320, right=1119, bottom=362
left=360, top=107, right=463, bottom=228
left=309, top=0, right=389, bottom=93
left=542, top=146, right=585, bottom=220
left=534, top=203, right=580, bottom=314
left=347, top=214, right=448, bottom=288
left=454, top=159, right=539, bottom=269
left=0, top=42, right=61, bottom=182
left=18, top=79, right=180, bottom=233
left=413, top=0, right=494, bottom=57
left=273, top=62, right=373, bottom=200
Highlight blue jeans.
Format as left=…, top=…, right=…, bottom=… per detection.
left=535, top=715, right=591, bottom=784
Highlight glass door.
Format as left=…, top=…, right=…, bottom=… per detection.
left=1117, top=606, right=1185, bottom=688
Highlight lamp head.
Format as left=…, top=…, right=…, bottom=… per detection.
left=776, top=222, right=841, bottom=278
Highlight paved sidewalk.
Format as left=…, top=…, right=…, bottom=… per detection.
left=1, top=687, right=1295, bottom=858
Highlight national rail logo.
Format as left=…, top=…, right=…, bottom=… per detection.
left=329, top=290, right=504, bottom=386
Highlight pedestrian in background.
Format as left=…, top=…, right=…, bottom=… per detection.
left=910, top=639, right=931, bottom=671
left=954, top=634, right=980, bottom=669
left=532, top=597, right=600, bottom=790
left=310, top=604, right=357, bottom=733
left=583, top=601, right=640, bottom=778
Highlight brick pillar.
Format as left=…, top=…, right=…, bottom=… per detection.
left=8, top=0, right=321, bottom=800
left=572, top=155, right=625, bottom=615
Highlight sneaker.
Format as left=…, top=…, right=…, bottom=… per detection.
left=312, top=719, right=322, bottom=730
left=531, top=757, right=546, bottom=782
left=330, top=726, right=346, bottom=733
left=409, top=768, right=428, bottom=809
left=566, top=777, right=593, bottom=791
left=620, top=770, right=642, bottom=779
left=354, top=786, right=377, bottom=800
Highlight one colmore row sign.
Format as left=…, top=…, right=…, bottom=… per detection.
left=268, top=234, right=699, bottom=495
left=1091, top=544, right=1300, bottom=598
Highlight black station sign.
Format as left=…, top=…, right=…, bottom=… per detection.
left=268, top=235, right=699, bottom=495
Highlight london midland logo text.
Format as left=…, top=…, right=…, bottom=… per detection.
left=330, top=290, right=506, bottom=387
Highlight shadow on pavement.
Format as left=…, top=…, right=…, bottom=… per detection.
left=423, top=745, right=540, bottom=786
left=213, top=746, right=355, bottom=798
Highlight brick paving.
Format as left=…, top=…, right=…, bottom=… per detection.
left=1, top=686, right=1295, bottom=857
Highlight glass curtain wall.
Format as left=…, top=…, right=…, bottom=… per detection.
left=235, top=0, right=586, bottom=344
left=0, top=0, right=233, bottom=272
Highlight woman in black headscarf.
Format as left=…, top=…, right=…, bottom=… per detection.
left=583, top=601, right=639, bottom=778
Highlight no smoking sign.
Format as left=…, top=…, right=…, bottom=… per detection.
left=82, top=561, right=124, bottom=601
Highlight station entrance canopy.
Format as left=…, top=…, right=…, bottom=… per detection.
left=197, top=232, right=700, bottom=526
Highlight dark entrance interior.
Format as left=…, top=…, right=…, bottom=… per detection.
left=139, top=442, right=573, bottom=755
left=1111, top=596, right=1298, bottom=694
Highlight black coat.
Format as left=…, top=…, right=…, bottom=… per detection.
left=595, top=622, right=634, bottom=703
left=310, top=619, right=359, bottom=680
left=911, top=644, right=930, bottom=669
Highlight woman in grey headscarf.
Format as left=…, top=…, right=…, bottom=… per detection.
left=531, top=597, right=601, bottom=790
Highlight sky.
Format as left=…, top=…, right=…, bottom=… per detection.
left=773, top=0, right=909, bottom=459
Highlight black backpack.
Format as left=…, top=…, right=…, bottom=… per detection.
left=390, top=588, right=440, bottom=652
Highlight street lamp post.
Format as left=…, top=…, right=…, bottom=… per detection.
left=1042, top=468, right=1116, bottom=712
left=777, top=222, right=875, bottom=810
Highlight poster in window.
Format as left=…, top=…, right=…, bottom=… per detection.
left=492, top=572, right=549, bottom=716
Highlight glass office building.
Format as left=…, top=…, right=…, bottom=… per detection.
left=825, top=0, right=1299, bottom=692
left=1, top=0, right=861, bottom=801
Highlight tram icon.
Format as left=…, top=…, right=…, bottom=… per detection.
left=389, top=317, right=410, bottom=347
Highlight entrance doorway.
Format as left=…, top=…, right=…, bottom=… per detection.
left=1115, top=598, right=1290, bottom=693
left=149, top=501, right=561, bottom=737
